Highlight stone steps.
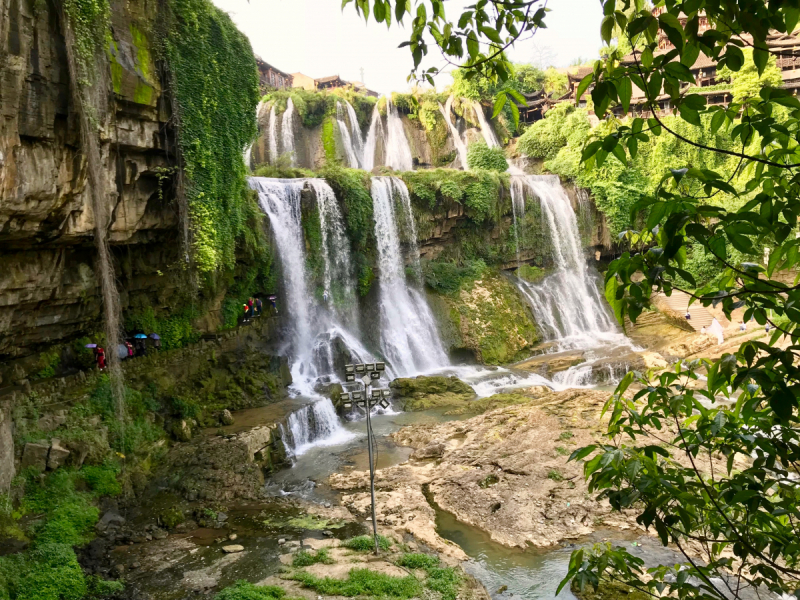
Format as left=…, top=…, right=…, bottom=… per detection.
left=660, top=291, right=721, bottom=331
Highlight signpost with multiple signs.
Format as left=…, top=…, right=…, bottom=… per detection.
left=340, top=362, right=389, bottom=554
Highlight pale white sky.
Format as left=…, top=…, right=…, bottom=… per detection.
left=210, top=0, right=604, bottom=95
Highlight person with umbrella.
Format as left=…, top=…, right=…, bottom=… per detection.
left=134, top=333, right=148, bottom=356
left=149, top=333, right=162, bottom=350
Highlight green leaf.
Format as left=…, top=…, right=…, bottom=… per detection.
left=492, top=92, right=506, bottom=118
left=569, top=445, right=597, bottom=462
left=576, top=73, right=594, bottom=102
left=710, top=110, right=726, bottom=134
left=373, top=0, right=385, bottom=22
left=508, top=101, right=520, bottom=130
left=601, top=15, right=615, bottom=43
left=670, top=168, right=688, bottom=183
left=725, top=45, right=745, bottom=71
left=618, top=77, right=632, bottom=114
left=665, top=62, right=695, bottom=83
left=647, top=202, right=668, bottom=230
left=753, top=46, right=768, bottom=76
left=611, top=142, right=627, bottom=165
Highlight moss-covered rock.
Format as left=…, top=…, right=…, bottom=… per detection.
left=390, top=376, right=475, bottom=411
left=571, top=580, right=650, bottom=600
left=446, top=391, right=547, bottom=415
left=436, top=273, right=538, bottom=364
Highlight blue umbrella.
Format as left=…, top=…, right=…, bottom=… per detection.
left=149, top=333, right=161, bottom=340
left=134, top=334, right=147, bottom=339
left=84, top=343, right=97, bottom=348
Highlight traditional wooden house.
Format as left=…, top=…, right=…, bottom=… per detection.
left=256, top=57, right=293, bottom=94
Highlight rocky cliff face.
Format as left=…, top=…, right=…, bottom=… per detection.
left=0, top=0, right=183, bottom=369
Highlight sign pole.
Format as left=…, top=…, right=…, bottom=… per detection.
left=365, top=379, right=379, bottom=555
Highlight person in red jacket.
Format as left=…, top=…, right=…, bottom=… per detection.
left=95, top=347, right=106, bottom=370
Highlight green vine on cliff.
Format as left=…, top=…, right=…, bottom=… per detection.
left=162, top=0, right=259, bottom=274
left=61, top=0, right=110, bottom=82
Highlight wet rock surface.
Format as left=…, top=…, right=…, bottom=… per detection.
left=331, top=389, right=641, bottom=549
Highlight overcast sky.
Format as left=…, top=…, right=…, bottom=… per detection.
left=210, top=0, right=604, bottom=95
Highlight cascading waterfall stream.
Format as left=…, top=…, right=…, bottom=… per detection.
left=281, top=98, right=296, bottom=166
left=511, top=175, right=620, bottom=349
left=472, top=100, right=500, bottom=148
left=439, top=98, right=468, bottom=169
left=307, top=179, right=359, bottom=331
left=249, top=177, right=381, bottom=454
left=371, top=176, right=449, bottom=376
left=362, top=104, right=384, bottom=171
left=385, top=99, right=414, bottom=171
left=280, top=399, right=353, bottom=457
left=336, top=101, right=362, bottom=168
left=243, top=100, right=267, bottom=170
left=268, top=104, right=279, bottom=164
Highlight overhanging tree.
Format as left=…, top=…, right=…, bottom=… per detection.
left=349, top=1, right=800, bottom=598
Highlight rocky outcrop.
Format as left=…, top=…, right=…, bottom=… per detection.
left=331, top=389, right=643, bottom=548
left=0, top=0, right=183, bottom=365
left=433, top=273, right=539, bottom=364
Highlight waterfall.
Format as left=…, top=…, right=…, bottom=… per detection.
left=268, top=105, right=279, bottom=164
left=243, top=100, right=267, bottom=170
left=512, top=175, right=619, bottom=349
left=249, top=177, right=377, bottom=396
left=335, top=102, right=361, bottom=168
left=510, top=178, right=526, bottom=266
left=281, top=398, right=354, bottom=457
left=439, top=99, right=468, bottom=169
left=385, top=99, right=414, bottom=171
left=307, top=179, right=359, bottom=330
left=282, top=98, right=296, bottom=166
left=371, top=176, right=449, bottom=376
left=472, top=100, right=500, bottom=148
left=362, top=104, right=384, bottom=171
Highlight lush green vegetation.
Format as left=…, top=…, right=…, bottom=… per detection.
left=292, top=548, right=333, bottom=567
left=162, top=0, right=259, bottom=274
left=215, top=582, right=291, bottom=600
left=466, top=142, right=508, bottom=172
left=517, top=103, right=591, bottom=161
left=0, top=467, right=123, bottom=600
left=265, top=88, right=377, bottom=131
left=421, top=259, right=487, bottom=296
left=341, top=534, right=393, bottom=551
left=396, top=553, right=461, bottom=600
left=547, top=1, right=800, bottom=600
left=291, top=568, right=420, bottom=599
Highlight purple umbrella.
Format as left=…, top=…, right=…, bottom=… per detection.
left=149, top=333, right=161, bottom=340
left=84, top=344, right=97, bottom=348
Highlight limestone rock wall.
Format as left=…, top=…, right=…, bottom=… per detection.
left=0, top=0, right=183, bottom=365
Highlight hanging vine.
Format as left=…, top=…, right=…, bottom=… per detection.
left=161, top=0, right=260, bottom=275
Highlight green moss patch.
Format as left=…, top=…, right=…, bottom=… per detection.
left=291, top=568, right=421, bottom=599
left=390, top=376, right=475, bottom=411
left=439, top=273, right=537, bottom=364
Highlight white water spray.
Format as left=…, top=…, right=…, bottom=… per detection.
left=385, top=99, right=414, bottom=171
left=472, top=100, right=500, bottom=148
left=371, top=176, right=448, bottom=376
left=512, top=175, right=621, bottom=350
left=268, top=105, right=279, bottom=164
left=281, top=398, right=355, bottom=457
left=336, top=101, right=362, bottom=168
left=439, top=98, right=468, bottom=169
left=362, top=104, right=384, bottom=171
left=282, top=98, right=296, bottom=166
left=249, top=177, right=376, bottom=396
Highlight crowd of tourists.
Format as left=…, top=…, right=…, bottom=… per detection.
left=89, top=333, right=162, bottom=371
left=241, top=295, right=277, bottom=323
left=89, top=294, right=279, bottom=371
